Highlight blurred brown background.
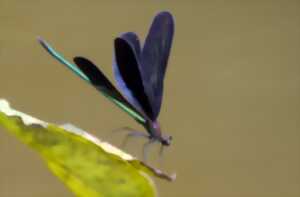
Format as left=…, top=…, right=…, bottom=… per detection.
left=0, top=1, right=300, bottom=196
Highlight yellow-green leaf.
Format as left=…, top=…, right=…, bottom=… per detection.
left=0, top=99, right=175, bottom=197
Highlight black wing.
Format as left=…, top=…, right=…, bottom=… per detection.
left=113, top=32, right=144, bottom=116
left=120, top=32, right=141, bottom=57
left=140, top=11, right=174, bottom=120
left=73, top=57, right=146, bottom=124
left=114, top=37, right=154, bottom=120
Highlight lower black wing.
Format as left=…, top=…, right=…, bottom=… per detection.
left=38, top=38, right=146, bottom=124
left=73, top=57, right=146, bottom=123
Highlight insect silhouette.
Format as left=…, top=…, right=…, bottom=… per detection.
left=38, top=11, right=174, bottom=160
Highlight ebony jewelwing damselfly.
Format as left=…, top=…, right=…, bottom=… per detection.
left=38, top=11, right=174, bottom=160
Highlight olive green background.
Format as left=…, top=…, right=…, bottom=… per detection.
left=0, top=1, right=299, bottom=196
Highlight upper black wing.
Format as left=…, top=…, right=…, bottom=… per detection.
left=140, top=11, right=174, bottom=120
left=113, top=37, right=154, bottom=120
left=113, top=32, right=144, bottom=117
left=119, top=32, right=141, bottom=57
